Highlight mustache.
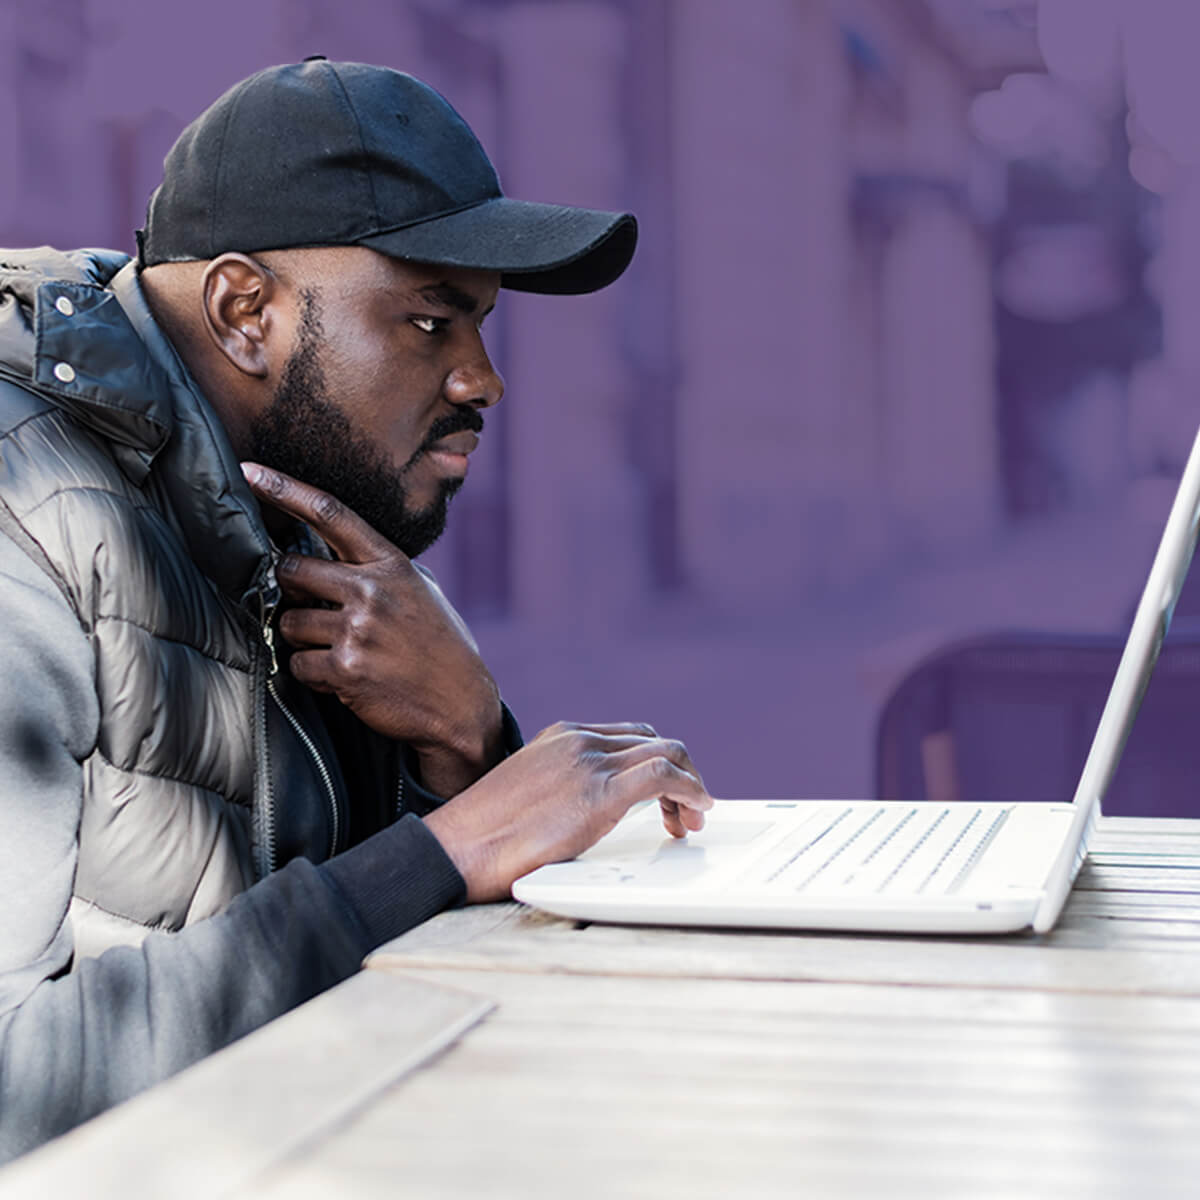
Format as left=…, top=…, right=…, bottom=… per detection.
left=420, top=407, right=485, bottom=452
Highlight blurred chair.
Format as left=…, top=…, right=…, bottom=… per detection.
left=874, top=628, right=1200, bottom=817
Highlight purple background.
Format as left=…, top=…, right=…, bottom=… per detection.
left=4, top=0, right=1198, bottom=812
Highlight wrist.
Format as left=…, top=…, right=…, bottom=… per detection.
left=414, top=699, right=505, bottom=796
left=422, top=800, right=502, bottom=903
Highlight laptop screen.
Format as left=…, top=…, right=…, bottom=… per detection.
left=1071, top=426, right=1200, bottom=815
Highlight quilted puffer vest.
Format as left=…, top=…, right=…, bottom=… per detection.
left=0, top=249, right=352, bottom=959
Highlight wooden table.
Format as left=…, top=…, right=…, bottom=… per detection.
left=5, top=816, right=1200, bottom=1199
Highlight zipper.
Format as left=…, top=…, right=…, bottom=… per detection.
left=395, top=769, right=405, bottom=822
left=258, top=579, right=342, bottom=861
left=268, top=672, right=341, bottom=858
left=254, top=588, right=279, bottom=878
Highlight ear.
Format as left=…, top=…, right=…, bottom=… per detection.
left=200, top=254, right=278, bottom=378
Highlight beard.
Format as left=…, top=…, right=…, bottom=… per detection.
left=246, top=289, right=481, bottom=558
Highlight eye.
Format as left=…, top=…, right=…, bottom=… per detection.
left=410, top=316, right=447, bottom=335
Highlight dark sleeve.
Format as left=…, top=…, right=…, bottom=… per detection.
left=0, top=534, right=464, bottom=1165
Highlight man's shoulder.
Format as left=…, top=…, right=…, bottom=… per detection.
left=0, top=370, right=144, bottom=560
left=0, top=374, right=119, bottom=482
left=0, top=374, right=54, bottom=434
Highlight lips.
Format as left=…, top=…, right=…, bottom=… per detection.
left=420, top=428, right=479, bottom=480
left=428, top=430, right=480, bottom=457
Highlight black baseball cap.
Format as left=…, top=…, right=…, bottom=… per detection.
left=138, top=58, right=637, bottom=295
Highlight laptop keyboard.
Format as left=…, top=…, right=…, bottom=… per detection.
left=748, top=804, right=1011, bottom=896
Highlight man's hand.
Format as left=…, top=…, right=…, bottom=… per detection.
left=241, top=462, right=503, bottom=796
left=422, top=721, right=714, bottom=902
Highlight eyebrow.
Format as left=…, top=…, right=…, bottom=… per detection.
left=417, top=282, right=494, bottom=319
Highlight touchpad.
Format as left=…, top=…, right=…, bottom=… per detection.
left=579, top=819, right=776, bottom=885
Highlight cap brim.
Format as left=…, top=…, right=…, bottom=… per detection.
left=357, top=197, right=637, bottom=295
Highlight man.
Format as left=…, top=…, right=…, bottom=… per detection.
left=0, top=59, right=710, bottom=1162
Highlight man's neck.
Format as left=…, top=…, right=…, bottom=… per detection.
left=139, top=264, right=256, bottom=461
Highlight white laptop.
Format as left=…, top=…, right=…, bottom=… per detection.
left=514, top=427, right=1200, bottom=936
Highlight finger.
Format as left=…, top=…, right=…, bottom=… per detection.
left=661, top=797, right=706, bottom=834
left=608, top=756, right=713, bottom=815
left=275, top=572, right=324, bottom=608
left=286, top=647, right=341, bottom=691
left=660, top=799, right=688, bottom=839
left=557, top=731, right=666, bottom=759
left=241, top=462, right=392, bottom=563
left=605, top=737, right=707, bottom=794
left=278, top=606, right=342, bottom=648
left=574, top=721, right=658, bottom=737
left=537, top=720, right=658, bottom=741
left=584, top=734, right=663, bottom=754
left=276, top=553, right=358, bottom=606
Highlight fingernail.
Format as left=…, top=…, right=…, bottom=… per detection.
left=240, top=462, right=262, bottom=486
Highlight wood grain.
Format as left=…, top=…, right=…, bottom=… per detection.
left=251, top=967, right=1200, bottom=1200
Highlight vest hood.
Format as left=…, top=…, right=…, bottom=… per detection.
left=0, top=246, right=171, bottom=458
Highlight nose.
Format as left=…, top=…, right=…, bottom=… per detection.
left=444, top=337, right=505, bottom=410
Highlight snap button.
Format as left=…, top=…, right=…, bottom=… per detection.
left=54, top=296, right=74, bottom=317
left=53, top=362, right=76, bottom=383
